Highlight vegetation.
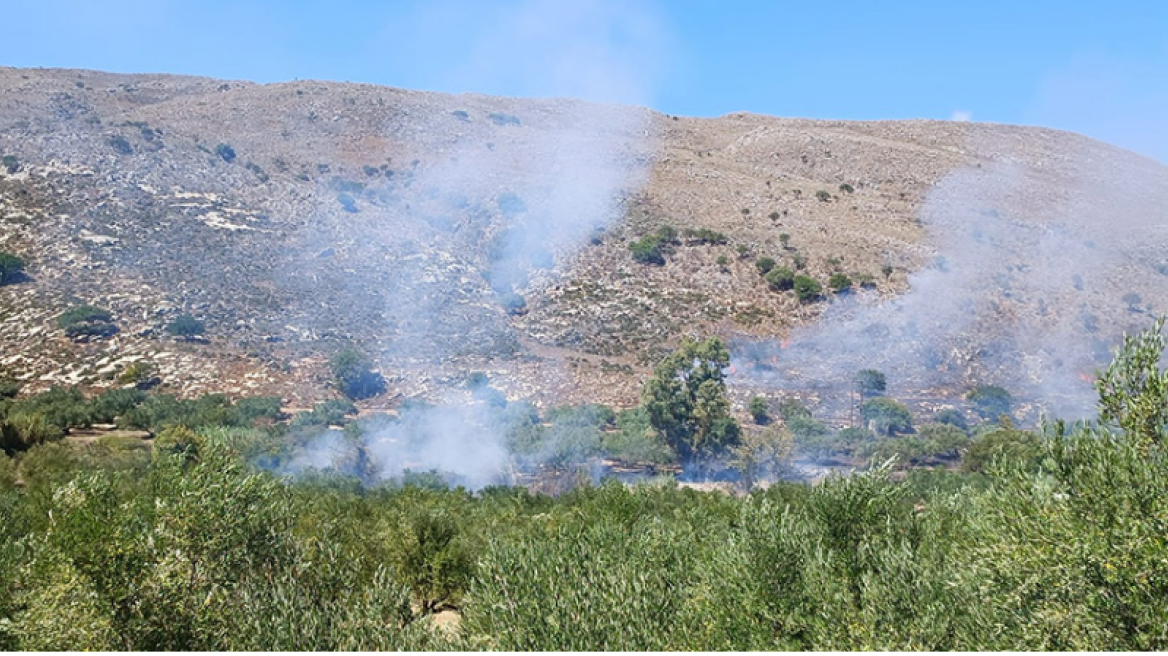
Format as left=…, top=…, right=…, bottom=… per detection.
left=764, top=266, right=795, bottom=291
left=967, top=384, right=1013, bottom=420
left=57, top=305, right=117, bottom=339
left=329, top=348, right=386, bottom=400
left=861, top=396, right=913, bottom=436
left=681, top=227, right=728, bottom=245
left=748, top=396, right=770, bottom=424
left=828, top=272, right=852, bottom=292
left=642, top=337, right=740, bottom=467
left=165, top=314, right=206, bottom=340
left=2, top=323, right=1168, bottom=649
left=628, top=225, right=680, bottom=266
left=754, top=255, right=776, bottom=274
left=215, top=143, right=236, bottom=162
left=0, top=252, right=26, bottom=285
left=854, top=369, right=887, bottom=398
left=793, top=275, right=822, bottom=302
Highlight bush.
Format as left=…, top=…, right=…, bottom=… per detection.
left=0, top=252, right=26, bottom=285
left=933, top=408, right=968, bottom=431
left=330, top=349, right=386, bottom=400
left=764, top=267, right=795, bottom=291
left=337, top=193, right=358, bottom=213
left=215, top=143, right=236, bottom=162
left=838, top=183, right=854, bottom=194
left=815, top=190, right=831, bottom=202
left=779, top=233, right=791, bottom=248
left=793, top=275, right=822, bottom=302
left=497, top=192, right=527, bottom=216
left=967, top=385, right=1012, bottom=421
left=748, top=396, right=770, bottom=424
left=861, top=397, right=913, bottom=436
left=855, top=369, right=887, bottom=398
left=0, top=378, right=20, bottom=399
left=828, top=272, right=852, bottom=292
left=58, top=305, right=117, bottom=340
left=1, top=154, right=18, bottom=174
left=755, top=256, right=776, bottom=274
left=107, top=135, right=132, bottom=155
left=602, top=407, right=675, bottom=465
left=498, top=292, right=526, bottom=315
left=682, top=228, right=728, bottom=245
left=166, top=314, right=206, bottom=339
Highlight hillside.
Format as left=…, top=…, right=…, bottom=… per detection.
left=2, top=66, right=1167, bottom=423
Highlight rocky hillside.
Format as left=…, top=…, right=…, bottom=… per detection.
left=2, top=66, right=1166, bottom=419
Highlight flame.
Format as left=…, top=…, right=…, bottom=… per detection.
left=1078, top=372, right=1094, bottom=383
left=780, top=339, right=791, bottom=350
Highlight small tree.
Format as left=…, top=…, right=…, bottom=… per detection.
left=778, top=233, right=791, bottom=249
left=215, top=143, right=236, bottom=163
left=815, top=190, right=831, bottom=202
left=0, top=252, right=25, bottom=285
left=166, top=314, right=206, bottom=340
left=861, top=397, right=913, bottom=436
left=755, top=256, right=776, bottom=274
left=967, top=385, right=1012, bottom=421
left=764, top=267, right=795, bottom=291
left=748, top=396, right=770, bottom=424
left=330, top=348, right=387, bottom=400
left=793, top=275, right=822, bottom=302
left=854, top=369, right=887, bottom=398
left=730, top=426, right=793, bottom=490
left=828, top=273, right=853, bottom=293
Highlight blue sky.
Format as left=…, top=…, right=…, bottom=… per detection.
left=3, top=0, right=1166, bottom=162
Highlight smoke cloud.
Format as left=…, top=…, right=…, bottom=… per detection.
left=732, top=129, right=1168, bottom=424
left=281, top=0, right=665, bottom=488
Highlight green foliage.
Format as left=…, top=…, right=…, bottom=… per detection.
left=602, top=407, right=676, bottom=465
left=793, top=275, right=822, bottom=302
left=815, top=189, right=831, bottom=202
left=861, top=397, right=913, bottom=436
left=1, top=154, right=18, bottom=174
left=165, top=314, right=205, bottom=339
left=388, top=506, right=473, bottom=613
left=0, top=251, right=26, bottom=285
left=934, top=407, right=969, bottom=431
left=854, top=369, right=887, bottom=397
left=682, top=227, right=728, bottom=245
left=967, top=384, right=1013, bottom=420
left=642, top=337, right=741, bottom=467
left=1094, top=316, right=1168, bottom=447
left=828, top=272, right=853, bottom=292
left=961, top=420, right=1041, bottom=474
left=779, top=233, right=791, bottom=248
left=748, top=396, right=770, bottom=424
left=628, top=225, right=679, bottom=266
left=838, top=182, right=854, bottom=194
left=755, top=255, right=776, bottom=274
left=765, top=266, right=795, bottom=291
left=329, top=348, right=386, bottom=400
left=58, top=305, right=117, bottom=339
left=0, top=378, right=21, bottom=399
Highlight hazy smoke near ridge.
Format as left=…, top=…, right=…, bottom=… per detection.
left=281, top=0, right=665, bottom=487
left=732, top=130, right=1168, bottom=423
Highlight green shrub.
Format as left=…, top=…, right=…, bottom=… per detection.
left=764, top=267, right=795, bottom=291
left=861, top=397, right=913, bottom=436
left=748, top=396, right=770, bottom=424
left=58, top=305, right=117, bottom=339
left=330, top=349, right=386, bottom=400
left=815, top=190, right=831, bottom=202
left=933, top=408, right=968, bottom=431
left=602, top=407, right=675, bottom=465
left=215, top=143, right=236, bottom=162
left=838, top=183, right=854, bottom=194
left=755, top=256, right=776, bottom=274
left=0, top=252, right=26, bottom=285
left=682, top=227, right=728, bottom=245
left=779, top=233, right=791, bottom=248
left=967, top=385, right=1012, bottom=421
left=855, top=369, right=887, bottom=398
left=793, top=275, right=822, bottom=302
left=828, top=272, right=852, bottom=292
left=1, top=154, right=18, bottom=174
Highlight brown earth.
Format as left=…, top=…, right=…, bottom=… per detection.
left=2, top=66, right=1166, bottom=424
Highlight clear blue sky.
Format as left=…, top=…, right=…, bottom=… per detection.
left=3, top=0, right=1166, bottom=162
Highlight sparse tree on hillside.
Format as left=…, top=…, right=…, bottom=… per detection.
left=967, top=385, right=1013, bottom=421
left=330, top=348, right=386, bottom=400
left=166, top=314, right=206, bottom=340
left=1095, top=315, right=1168, bottom=447
left=855, top=369, right=887, bottom=398
left=861, top=397, right=913, bottom=436
left=748, top=396, right=770, bottom=425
